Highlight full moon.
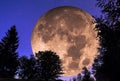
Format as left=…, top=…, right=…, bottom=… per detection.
left=31, top=6, right=99, bottom=76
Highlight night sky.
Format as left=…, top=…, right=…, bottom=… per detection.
left=0, top=0, right=101, bottom=57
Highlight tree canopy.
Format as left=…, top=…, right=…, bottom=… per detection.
left=36, top=51, right=63, bottom=81
left=93, top=0, right=120, bottom=81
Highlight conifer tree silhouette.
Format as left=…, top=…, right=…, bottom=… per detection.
left=0, top=26, right=19, bottom=78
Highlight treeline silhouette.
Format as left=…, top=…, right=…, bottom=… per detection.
left=92, top=0, right=120, bottom=81
left=0, top=26, right=63, bottom=81
left=0, top=0, right=120, bottom=81
left=0, top=25, right=95, bottom=81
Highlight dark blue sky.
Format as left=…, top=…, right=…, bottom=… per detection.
left=0, top=0, right=101, bottom=57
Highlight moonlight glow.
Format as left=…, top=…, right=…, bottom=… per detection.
left=31, top=6, right=99, bottom=76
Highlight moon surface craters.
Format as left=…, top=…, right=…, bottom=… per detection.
left=68, top=61, right=79, bottom=70
left=82, top=58, right=90, bottom=65
left=31, top=6, right=99, bottom=76
left=37, top=23, right=56, bottom=42
left=67, top=35, right=86, bottom=60
left=36, top=7, right=88, bottom=43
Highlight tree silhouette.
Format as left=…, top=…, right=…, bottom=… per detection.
left=70, top=77, right=77, bottom=81
left=92, top=18, right=111, bottom=81
left=18, top=55, right=41, bottom=80
left=81, top=67, right=94, bottom=81
left=36, top=51, right=63, bottom=81
left=93, top=0, right=120, bottom=81
left=77, top=73, right=82, bottom=81
left=0, top=26, right=19, bottom=78
left=55, top=79, right=63, bottom=81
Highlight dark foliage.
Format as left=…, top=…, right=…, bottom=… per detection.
left=81, top=67, right=94, bottom=81
left=0, top=26, right=19, bottom=78
left=72, top=77, right=77, bottom=81
left=17, top=55, right=41, bottom=80
left=77, top=73, right=82, bottom=81
left=93, top=0, right=120, bottom=81
left=36, top=51, right=63, bottom=81
left=55, top=79, right=63, bottom=81
left=96, top=0, right=120, bottom=27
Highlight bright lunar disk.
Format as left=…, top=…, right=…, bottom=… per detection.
left=31, top=6, right=99, bottom=76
